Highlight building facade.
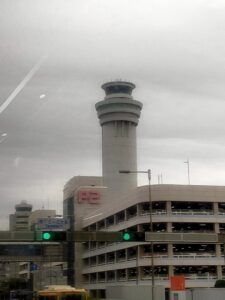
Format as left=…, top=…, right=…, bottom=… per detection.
left=81, top=184, right=225, bottom=298
left=18, top=208, right=58, bottom=287
left=8, top=202, right=67, bottom=290
left=63, top=81, right=225, bottom=298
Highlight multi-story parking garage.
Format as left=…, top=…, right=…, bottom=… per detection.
left=81, top=184, right=225, bottom=298
left=63, top=81, right=225, bottom=298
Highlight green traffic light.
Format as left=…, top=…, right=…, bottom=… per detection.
left=123, top=232, right=131, bottom=241
left=42, top=232, right=52, bottom=240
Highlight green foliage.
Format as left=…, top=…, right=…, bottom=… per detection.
left=214, top=279, right=225, bottom=288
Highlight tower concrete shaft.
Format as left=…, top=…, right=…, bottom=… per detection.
left=95, top=81, right=143, bottom=197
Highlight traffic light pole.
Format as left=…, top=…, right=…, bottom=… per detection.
left=0, top=230, right=219, bottom=243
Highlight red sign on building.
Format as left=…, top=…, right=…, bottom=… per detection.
left=170, top=276, right=185, bottom=291
left=77, top=190, right=101, bottom=204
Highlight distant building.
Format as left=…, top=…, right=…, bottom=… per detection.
left=28, top=210, right=68, bottom=289
left=63, top=81, right=225, bottom=299
left=8, top=201, right=67, bottom=289
left=18, top=209, right=68, bottom=290
left=29, top=209, right=56, bottom=230
left=6, top=201, right=33, bottom=280
left=9, top=200, right=32, bottom=231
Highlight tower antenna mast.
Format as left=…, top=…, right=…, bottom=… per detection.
left=184, top=159, right=190, bottom=185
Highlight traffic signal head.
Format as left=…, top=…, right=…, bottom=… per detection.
left=41, top=231, right=67, bottom=241
left=122, top=231, right=145, bottom=242
left=123, top=232, right=132, bottom=241
left=42, top=232, right=52, bottom=240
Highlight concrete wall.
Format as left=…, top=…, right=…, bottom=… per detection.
left=102, top=121, right=138, bottom=198
left=106, top=285, right=165, bottom=300
left=186, top=288, right=225, bottom=300
left=63, top=175, right=104, bottom=287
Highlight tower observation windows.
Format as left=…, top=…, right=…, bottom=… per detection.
left=105, top=85, right=132, bottom=95
left=16, top=207, right=32, bottom=212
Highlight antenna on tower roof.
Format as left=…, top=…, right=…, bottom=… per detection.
left=157, top=173, right=163, bottom=184
left=184, top=159, right=190, bottom=185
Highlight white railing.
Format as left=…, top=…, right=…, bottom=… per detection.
left=218, top=211, right=225, bottom=215
left=118, top=277, right=126, bottom=281
left=141, top=275, right=168, bottom=281
left=141, top=254, right=218, bottom=260
left=184, top=274, right=217, bottom=280
left=142, top=255, right=168, bottom=259
left=173, top=254, right=217, bottom=260
left=172, top=210, right=214, bottom=215
left=140, top=210, right=167, bottom=216
left=140, top=210, right=217, bottom=216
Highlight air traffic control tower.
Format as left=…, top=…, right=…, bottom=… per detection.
left=95, top=81, right=143, bottom=198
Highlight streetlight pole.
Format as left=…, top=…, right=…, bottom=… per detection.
left=119, top=169, right=155, bottom=300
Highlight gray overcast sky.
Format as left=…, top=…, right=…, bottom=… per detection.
left=1, top=0, right=225, bottom=228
